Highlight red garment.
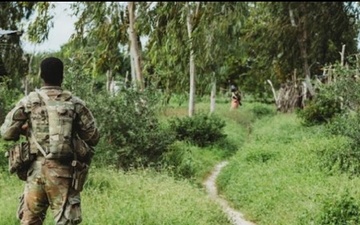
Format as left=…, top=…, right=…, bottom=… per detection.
left=230, top=91, right=241, bottom=109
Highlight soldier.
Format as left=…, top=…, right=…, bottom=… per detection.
left=230, top=84, right=242, bottom=109
left=1, top=57, right=100, bottom=225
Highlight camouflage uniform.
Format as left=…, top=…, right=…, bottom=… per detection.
left=1, top=86, right=100, bottom=225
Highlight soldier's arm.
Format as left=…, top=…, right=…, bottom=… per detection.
left=0, top=99, right=28, bottom=141
left=73, top=100, right=100, bottom=147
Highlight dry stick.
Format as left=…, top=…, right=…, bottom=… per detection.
left=267, top=79, right=278, bottom=108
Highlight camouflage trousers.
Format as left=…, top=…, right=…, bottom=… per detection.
left=18, top=157, right=82, bottom=225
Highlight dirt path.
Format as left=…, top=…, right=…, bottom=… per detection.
left=203, top=161, right=256, bottom=225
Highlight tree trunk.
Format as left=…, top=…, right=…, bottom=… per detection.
left=187, top=2, right=196, bottom=117
left=130, top=54, right=135, bottom=88
left=289, top=6, right=315, bottom=97
left=210, top=74, right=216, bottom=114
left=106, top=69, right=113, bottom=94
left=128, top=2, right=144, bottom=91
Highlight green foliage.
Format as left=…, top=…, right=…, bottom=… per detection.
left=239, top=2, right=360, bottom=99
left=245, top=151, right=278, bottom=164
left=27, top=2, right=54, bottom=43
left=168, top=112, right=227, bottom=147
left=319, top=113, right=360, bottom=176
left=316, top=190, right=360, bottom=225
left=90, top=88, right=176, bottom=170
left=297, top=90, right=343, bottom=126
left=217, top=112, right=360, bottom=225
left=160, top=141, right=197, bottom=180
left=0, top=141, right=10, bottom=172
left=326, top=113, right=360, bottom=146
left=301, top=60, right=360, bottom=175
left=0, top=168, right=231, bottom=225
left=0, top=3, right=37, bottom=88
left=0, top=78, right=23, bottom=124
left=249, top=102, right=277, bottom=119
left=326, top=60, right=360, bottom=112
left=298, top=58, right=360, bottom=127
left=315, top=134, right=360, bottom=176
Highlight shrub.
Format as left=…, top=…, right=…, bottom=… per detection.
left=297, top=90, right=343, bottom=126
left=250, top=103, right=276, bottom=119
left=319, top=113, right=360, bottom=176
left=298, top=61, right=360, bottom=127
left=90, top=88, right=176, bottom=170
left=160, top=141, right=196, bottom=179
left=168, top=112, right=227, bottom=147
left=326, top=113, right=360, bottom=148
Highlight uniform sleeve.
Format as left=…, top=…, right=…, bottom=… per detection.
left=0, top=98, right=28, bottom=141
left=74, top=102, right=100, bottom=147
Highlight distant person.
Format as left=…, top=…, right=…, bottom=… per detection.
left=1, top=57, right=100, bottom=224
left=230, top=84, right=242, bottom=109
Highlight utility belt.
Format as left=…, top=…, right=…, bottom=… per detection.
left=34, top=154, right=75, bottom=166
left=5, top=142, right=35, bottom=181
left=6, top=139, right=92, bottom=192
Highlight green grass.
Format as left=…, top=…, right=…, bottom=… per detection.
left=4, top=96, right=356, bottom=225
left=217, top=111, right=360, bottom=225
left=0, top=167, right=231, bottom=225
left=0, top=96, right=246, bottom=225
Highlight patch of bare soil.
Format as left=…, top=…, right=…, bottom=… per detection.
left=203, top=161, right=256, bottom=225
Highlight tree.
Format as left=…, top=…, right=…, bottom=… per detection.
left=186, top=2, right=201, bottom=116
left=195, top=2, right=249, bottom=113
left=142, top=2, right=248, bottom=114
left=0, top=2, right=38, bottom=89
left=127, top=2, right=145, bottom=91
left=240, top=2, right=360, bottom=101
left=141, top=2, right=191, bottom=105
left=69, top=2, right=130, bottom=94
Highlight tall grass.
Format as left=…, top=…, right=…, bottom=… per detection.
left=5, top=94, right=330, bottom=225
left=0, top=167, right=231, bottom=225
left=0, top=94, right=245, bottom=225
left=217, top=112, right=360, bottom=225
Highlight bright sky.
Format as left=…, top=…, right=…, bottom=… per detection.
left=22, top=2, right=76, bottom=54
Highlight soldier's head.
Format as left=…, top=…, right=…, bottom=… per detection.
left=40, top=57, right=64, bottom=86
left=230, top=84, right=237, bottom=92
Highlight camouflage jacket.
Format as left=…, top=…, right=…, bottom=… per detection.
left=0, top=86, right=100, bottom=150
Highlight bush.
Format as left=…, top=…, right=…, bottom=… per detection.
left=298, top=61, right=360, bottom=127
left=160, top=141, right=196, bottom=179
left=90, top=88, right=176, bottom=170
left=326, top=113, right=360, bottom=148
left=250, top=103, right=276, bottom=119
left=297, top=90, right=343, bottom=126
left=319, top=113, right=360, bottom=176
left=168, top=112, right=227, bottom=147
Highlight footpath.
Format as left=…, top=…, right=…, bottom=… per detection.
left=203, top=161, right=256, bottom=225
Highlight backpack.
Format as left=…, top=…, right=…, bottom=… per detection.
left=26, top=89, right=76, bottom=159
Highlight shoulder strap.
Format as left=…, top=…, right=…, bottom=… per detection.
left=30, top=89, right=52, bottom=157
left=35, top=89, right=50, bottom=105
left=30, top=133, right=47, bottom=157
